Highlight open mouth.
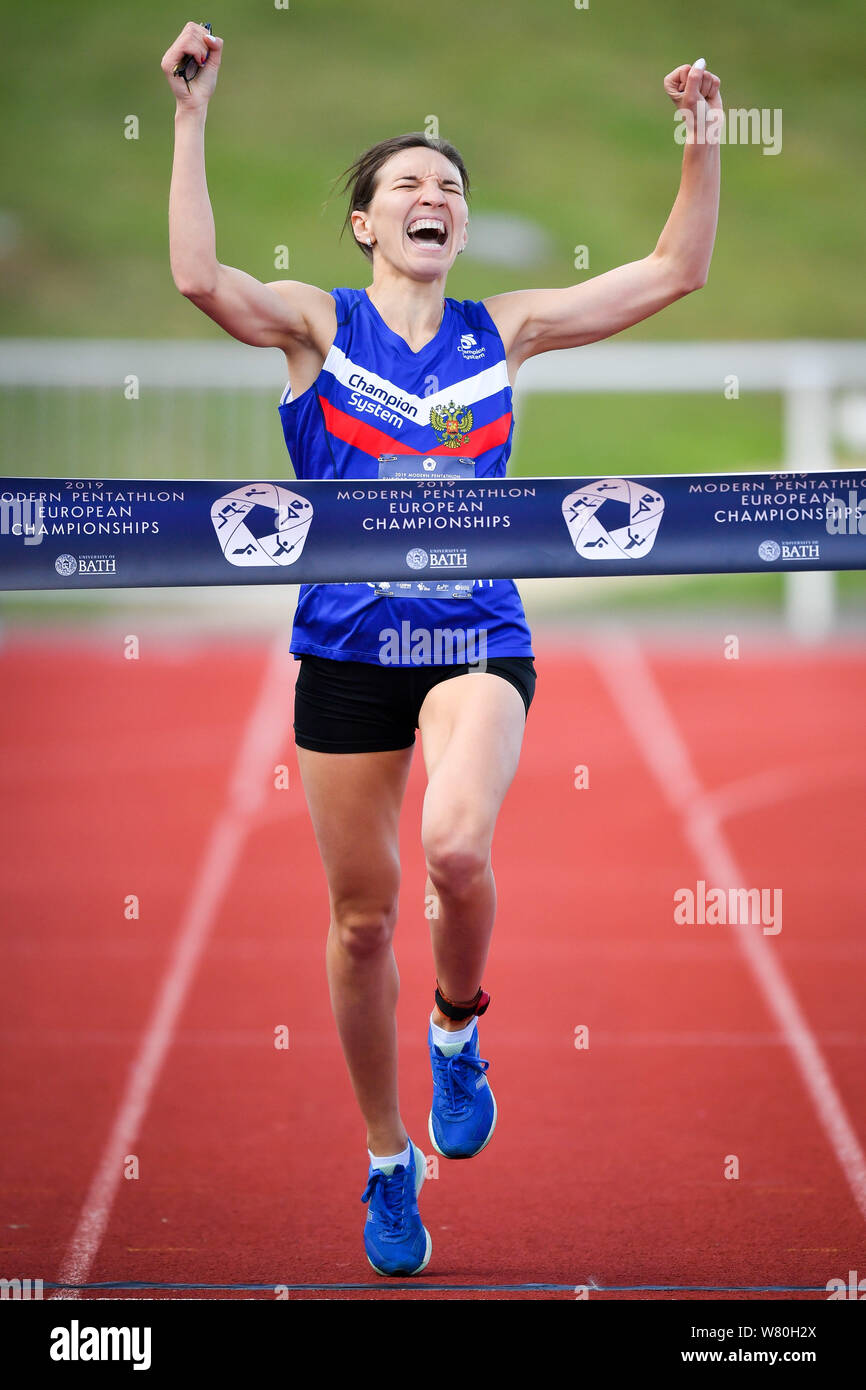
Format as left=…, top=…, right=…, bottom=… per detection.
left=406, top=219, right=449, bottom=248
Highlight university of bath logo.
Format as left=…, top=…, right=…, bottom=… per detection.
left=211, top=483, right=313, bottom=567
left=561, top=478, right=665, bottom=561
left=430, top=401, right=473, bottom=450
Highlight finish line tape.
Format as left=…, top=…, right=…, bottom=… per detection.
left=0, top=470, right=863, bottom=591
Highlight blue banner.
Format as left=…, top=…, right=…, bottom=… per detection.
left=0, top=469, right=864, bottom=590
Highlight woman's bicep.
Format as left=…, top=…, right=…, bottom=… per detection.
left=487, top=257, right=691, bottom=362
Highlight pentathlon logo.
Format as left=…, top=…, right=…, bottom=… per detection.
left=430, top=401, right=473, bottom=450
left=211, top=483, right=313, bottom=567
left=561, top=478, right=665, bottom=561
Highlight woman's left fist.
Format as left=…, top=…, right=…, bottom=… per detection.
left=664, top=59, right=723, bottom=112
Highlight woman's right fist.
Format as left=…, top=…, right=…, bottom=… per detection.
left=161, top=22, right=223, bottom=107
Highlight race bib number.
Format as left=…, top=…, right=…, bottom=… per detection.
left=370, top=455, right=479, bottom=599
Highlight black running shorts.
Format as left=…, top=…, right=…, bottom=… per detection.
left=293, top=654, right=537, bottom=754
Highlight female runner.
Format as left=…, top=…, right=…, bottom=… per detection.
left=162, top=22, right=721, bottom=1277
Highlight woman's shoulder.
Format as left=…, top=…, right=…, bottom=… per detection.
left=330, top=285, right=365, bottom=318
left=447, top=294, right=511, bottom=356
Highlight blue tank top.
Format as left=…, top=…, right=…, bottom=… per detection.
left=278, top=286, right=534, bottom=664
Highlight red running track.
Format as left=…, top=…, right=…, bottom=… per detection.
left=1, top=625, right=864, bottom=1301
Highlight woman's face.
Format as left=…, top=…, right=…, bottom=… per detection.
left=353, top=147, right=468, bottom=279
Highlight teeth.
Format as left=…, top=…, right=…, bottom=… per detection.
left=407, top=218, right=447, bottom=237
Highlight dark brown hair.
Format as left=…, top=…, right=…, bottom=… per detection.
left=329, top=133, right=471, bottom=263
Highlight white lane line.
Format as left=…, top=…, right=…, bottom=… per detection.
left=704, top=757, right=866, bottom=829
left=590, top=627, right=866, bottom=1225
left=53, top=632, right=295, bottom=1297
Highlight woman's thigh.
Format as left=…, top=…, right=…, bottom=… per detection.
left=295, top=745, right=415, bottom=913
left=417, top=672, right=528, bottom=856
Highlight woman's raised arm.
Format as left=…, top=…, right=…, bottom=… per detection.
left=161, top=22, right=328, bottom=350
left=484, top=59, right=722, bottom=364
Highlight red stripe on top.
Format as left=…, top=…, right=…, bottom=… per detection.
left=318, top=396, right=512, bottom=460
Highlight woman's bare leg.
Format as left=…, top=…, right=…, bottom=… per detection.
left=296, top=743, right=415, bottom=1155
left=417, top=673, right=528, bottom=1028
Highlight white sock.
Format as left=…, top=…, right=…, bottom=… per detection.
left=431, top=1012, right=477, bottom=1057
left=368, top=1140, right=411, bottom=1176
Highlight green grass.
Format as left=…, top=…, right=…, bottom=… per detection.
left=0, top=388, right=291, bottom=480
left=511, top=392, right=783, bottom=477
left=1, top=0, right=864, bottom=338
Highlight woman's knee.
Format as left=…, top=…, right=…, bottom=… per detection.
left=423, top=828, right=491, bottom=896
left=330, top=899, right=399, bottom=959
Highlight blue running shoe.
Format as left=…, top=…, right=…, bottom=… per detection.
left=428, top=1021, right=497, bottom=1159
left=361, top=1141, right=432, bottom=1276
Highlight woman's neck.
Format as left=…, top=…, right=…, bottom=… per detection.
left=365, top=275, right=446, bottom=349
